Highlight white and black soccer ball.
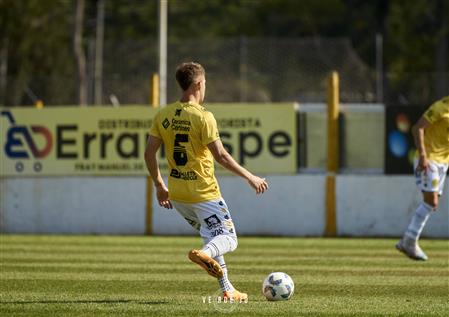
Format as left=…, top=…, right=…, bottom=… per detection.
left=262, top=272, right=295, bottom=301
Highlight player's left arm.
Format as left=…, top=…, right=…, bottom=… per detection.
left=202, top=111, right=268, bottom=194
left=207, top=139, right=268, bottom=194
left=144, top=135, right=173, bottom=209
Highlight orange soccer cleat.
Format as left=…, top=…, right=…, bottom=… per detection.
left=188, top=249, right=224, bottom=278
left=223, top=290, right=248, bottom=302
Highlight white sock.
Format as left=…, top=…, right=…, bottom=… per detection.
left=405, top=202, right=433, bottom=241
left=201, top=235, right=238, bottom=258
left=215, top=256, right=235, bottom=292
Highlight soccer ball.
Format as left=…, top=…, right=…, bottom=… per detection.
left=262, top=272, right=294, bottom=301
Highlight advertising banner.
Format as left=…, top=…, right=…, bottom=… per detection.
left=0, top=104, right=297, bottom=176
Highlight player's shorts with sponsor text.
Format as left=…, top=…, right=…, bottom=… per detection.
left=414, top=158, right=448, bottom=195
left=172, top=198, right=237, bottom=240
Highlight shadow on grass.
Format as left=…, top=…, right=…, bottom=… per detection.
left=0, top=299, right=168, bottom=305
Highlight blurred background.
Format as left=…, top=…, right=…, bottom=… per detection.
left=0, top=0, right=447, bottom=107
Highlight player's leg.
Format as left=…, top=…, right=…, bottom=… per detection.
left=187, top=198, right=238, bottom=278
left=200, top=234, right=237, bottom=294
left=172, top=201, right=224, bottom=278
left=213, top=255, right=234, bottom=292
left=199, top=235, right=237, bottom=259
left=195, top=199, right=247, bottom=300
left=186, top=198, right=247, bottom=299
left=396, top=191, right=435, bottom=260
left=200, top=237, right=235, bottom=293
left=405, top=191, right=437, bottom=240
left=171, top=201, right=201, bottom=231
left=396, top=161, right=446, bottom=260
left=196, top=199, right=238, bottom=259
left=214, top=254, right=247, bottom=301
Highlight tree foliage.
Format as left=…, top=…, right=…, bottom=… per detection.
left=0, top=0, right=75, bottom=105
left=0, top=0, right=447, bottom=106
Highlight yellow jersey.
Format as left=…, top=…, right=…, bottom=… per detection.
left=422, top=96, right=449, bottom=163
left=149, top=101, right=221, bottom=203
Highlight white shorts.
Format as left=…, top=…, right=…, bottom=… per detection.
left=172, top=198, right=237, bottom=241
left=414, top=158, right=448, bottom=195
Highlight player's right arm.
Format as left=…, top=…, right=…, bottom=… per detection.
left=145, top=135, right=173, bottom=209
left=412, top=116, right=430, bottom=173
left=207, top=139, right=268, bottom=194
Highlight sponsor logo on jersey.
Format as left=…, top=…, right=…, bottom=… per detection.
left=170, top=168, right=198, bottom=180
left=171, top=118, right=191, bottom=131
left=162, top=118, right=170, bottom=129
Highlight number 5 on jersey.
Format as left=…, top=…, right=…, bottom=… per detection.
left=174, top=133, right=188, bottom=166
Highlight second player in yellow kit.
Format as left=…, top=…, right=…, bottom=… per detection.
left=396, top=96, right=449, bottom=261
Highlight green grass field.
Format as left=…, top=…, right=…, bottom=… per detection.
left=0, top=235, right=448, bottom=317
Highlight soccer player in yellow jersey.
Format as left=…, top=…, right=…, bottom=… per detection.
left=396, top=96, right=449, bottom=261
left=145, top=62, right=268, bottom=300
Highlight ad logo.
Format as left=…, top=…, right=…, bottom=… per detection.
left=1, top=110, right=53, bottom=172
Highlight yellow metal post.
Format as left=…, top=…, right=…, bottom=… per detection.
left=151, top=73, right=159, bottom=107
left=146, top=73, right=160, bottom=235
left=325, top=71, right=339, bottom=236
left=35, top=100, right=44, bottom=109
